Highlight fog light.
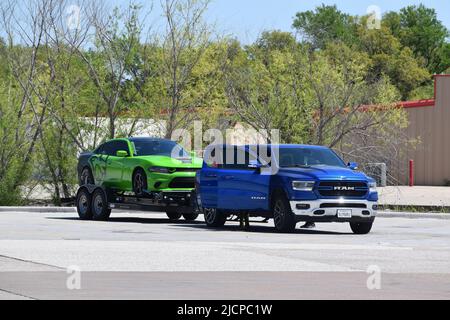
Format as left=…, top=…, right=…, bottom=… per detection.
left=314, top=210, right=325, bottom=215
left=372, top=205, right=378, bottom=210
left=296, top=204, right=311, bottom=210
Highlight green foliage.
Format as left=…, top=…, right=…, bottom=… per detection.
left=293, top=4, right=359, bottom=49
left=383, top=5, right=449, bottom=73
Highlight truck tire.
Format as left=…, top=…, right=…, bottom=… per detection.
left=91, top=188, right=112, bottom=221
left=79, top=167, right=94, bottom=186
left=350, top=222, right=373, bottom=235
left=204, top=208, right=227, bottom=228
left=166, top=210, right=182, bottom=221
left=273, top=195, right=296, bottom=233
left=183, top=213, right=199, bottom=221
left=76, top=188, right=93, bottom=220
left=132, top=168, right=147, bottom=197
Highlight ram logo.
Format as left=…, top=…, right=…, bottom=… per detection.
left=334, top=186, right=355, bottom=191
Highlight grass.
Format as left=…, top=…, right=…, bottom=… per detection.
left=379, top=205, right=450, bottom=214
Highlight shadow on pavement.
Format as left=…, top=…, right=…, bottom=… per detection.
left=47, top=217, right=204, bottom=225
left=173, top=223, right=352, bottom=235
left=47, top=217, right=352, bottom=235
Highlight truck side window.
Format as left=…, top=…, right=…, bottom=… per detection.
left=222, top=147, right=252, bottom=170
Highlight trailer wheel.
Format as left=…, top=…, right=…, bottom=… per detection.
left=350, top=222, right=373, bottom=235
left=76, top=188, right=93, bottom=220
left=272, top=194, right=296, bottom=233
left=91, top=188, right=111, bottom=221
left=204, top=208, right=227, bottom=228
left=183, top=213, right=199, bottom=221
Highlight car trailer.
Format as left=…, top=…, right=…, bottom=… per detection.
left=75, top=184, right=200, bottom=222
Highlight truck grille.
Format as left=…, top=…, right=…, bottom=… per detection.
left=169, top=177, right=195, bottom=189
left=317, top=181, right=368, bottom=198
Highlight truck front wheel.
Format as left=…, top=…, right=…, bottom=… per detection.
left=350, top=222, right=373, bottom=235
left=204, top=208, right=227, bottom=228
left=273, top=195, right=296, bottom=233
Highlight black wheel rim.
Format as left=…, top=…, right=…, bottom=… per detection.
left=93, top=194, right=104, bottom=215
left=204, top=208, right=216, bottom=224
left=273, top=200, right=285, bottom=227
left=78, top=194, right=89, bottom=215
left=81, top=169, right=90, bottom=185
left=134, top=172, right=144, bottom=195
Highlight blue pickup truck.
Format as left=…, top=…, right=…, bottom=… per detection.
left=195, top=144, right=378, bottom=234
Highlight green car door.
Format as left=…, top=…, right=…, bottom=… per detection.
left=102, top=140, right=131, bottom=189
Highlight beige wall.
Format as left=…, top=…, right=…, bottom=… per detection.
left=398, top=76, right=450, bottom=186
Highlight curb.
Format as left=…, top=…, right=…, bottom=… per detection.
left=378, top=211, right=450, bottom=220
left=0, top=207, right=76, bottom=213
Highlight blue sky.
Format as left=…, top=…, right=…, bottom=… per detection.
left=113, top=0, right=450, bottom=43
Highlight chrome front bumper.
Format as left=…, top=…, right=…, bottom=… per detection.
left=290, top=199, right=377, bottom=220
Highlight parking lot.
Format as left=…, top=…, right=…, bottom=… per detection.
left=1, top=210, right=450, bottom=300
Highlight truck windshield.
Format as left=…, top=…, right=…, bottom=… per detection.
left=277, top=147, right=346, bottom=168
left=131, top=140, right=189, bottom=158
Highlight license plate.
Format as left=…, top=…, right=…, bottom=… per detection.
left=337, top=209, right=352, bottom=218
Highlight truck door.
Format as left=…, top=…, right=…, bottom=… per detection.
left=198, top=146, right=220, bottom=208
left=217, top=146, right=270, bottom=211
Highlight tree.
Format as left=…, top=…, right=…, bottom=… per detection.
left=383, top=5, right=449, bottom=73
left=293, top=4, right=358, bottom=49
left=70, top=2, right=145, bottom=139
left=224, top=32, right=311, bottom=144
left=357, top=24, right=430, bottom=99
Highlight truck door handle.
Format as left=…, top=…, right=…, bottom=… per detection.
left=222, top=175, right=234, bottom=180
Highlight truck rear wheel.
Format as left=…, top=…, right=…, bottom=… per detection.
left=76, top=188, right=93, bottom=220
left=273, top=195, right=296, bottom=233
left=91, top=188, right=112, bottom=221
left=204, top=208, right=227, bottom=228
left=350, top=222, right=373, bottom=235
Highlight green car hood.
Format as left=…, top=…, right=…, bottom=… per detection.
left=135, top=155, right=203, bottom=168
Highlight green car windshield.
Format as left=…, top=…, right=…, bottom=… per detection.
left=131, top=140, right=189, bottom=158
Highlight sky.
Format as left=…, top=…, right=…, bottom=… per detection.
left=114, top=0, right=450, bottom=43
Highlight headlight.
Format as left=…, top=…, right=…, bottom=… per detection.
left=292, top=181, right=315, bottom=191
left=369, top=181, right=377, bottom=193
left=149, top=167, right=171, bottom=174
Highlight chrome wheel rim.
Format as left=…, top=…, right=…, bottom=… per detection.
left=273, top=200, right=285, bottom=227
left=204, top=208, right=216, bottom=224
left=78, top=194, right=88, bottom=214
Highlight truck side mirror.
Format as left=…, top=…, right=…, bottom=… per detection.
left=116, top=150, right=129, bottom=158
left=248, top=160, right=264, bottom=170
left=348, top=162, right=359, bottom=170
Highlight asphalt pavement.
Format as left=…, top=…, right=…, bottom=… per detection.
left=0, top=210, right=449, bottom=300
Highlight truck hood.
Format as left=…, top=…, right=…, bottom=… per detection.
left=277, top=165, right=370, bottom=181
left=134, top=155, right=203, bottom=168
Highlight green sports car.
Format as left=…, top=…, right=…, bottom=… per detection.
left=77, top=137, right=202, bottom=196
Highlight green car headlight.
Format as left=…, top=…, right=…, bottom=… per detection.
left=292, top=181, right=315, bottom=192
left=149, top=167, right=171, bottom=174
